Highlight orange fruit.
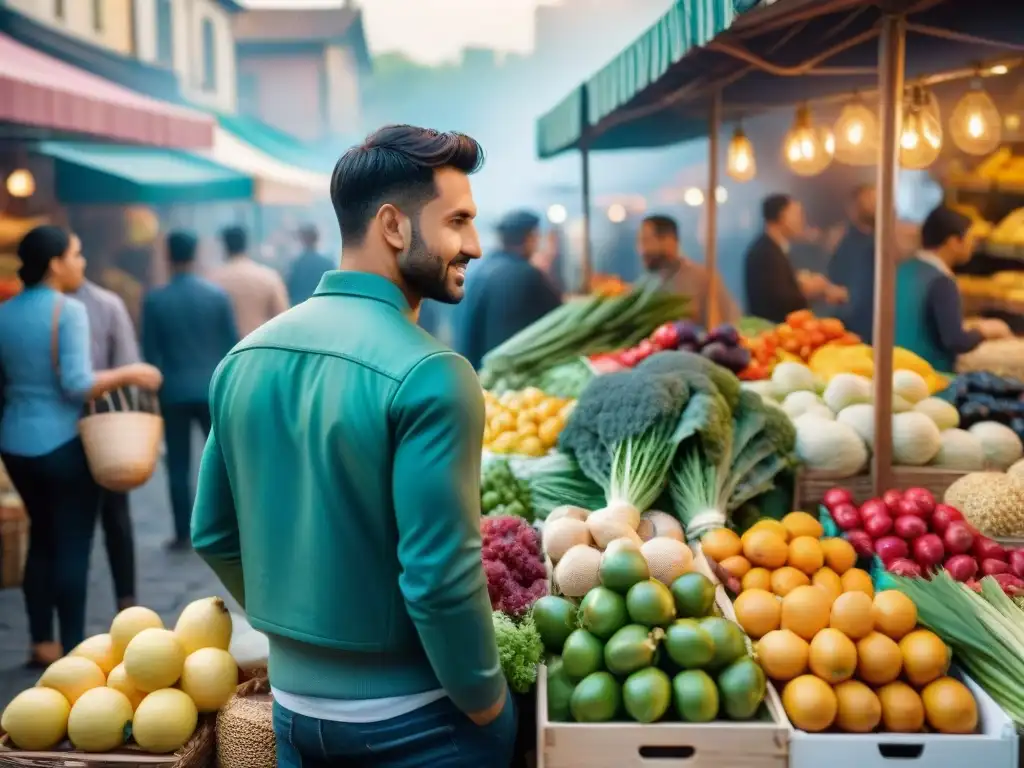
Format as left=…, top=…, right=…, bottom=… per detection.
left=746, top=518, right=789, bottom=542
left=702, top=528, right=742, bottom=563
left=782, top=511, right=824, bottom=540
left=756, top=629, right=809, bottom=681
left=770, top=566, right=810, bottom=597
left=899, top=629, right=950, bottom=687
left=834, top=679, right=882, bottom=733
left=719, top=555, right=752, bottom=579
left=829, top=591, right=875, bottom=639
left=877, top=681, right=925, bottom=732
left=742, top=567, right=772, bottom=592
left=811, top=567, right=842, bottom=600
left=872, top=591, right=918, bottom=641
left=782, top=675, right=837, bottom=732
left=856, top=631, right=903, bottom=685
left=734, top=589, right=781, bottom=639
left=921, top=677, right=978, bottom=734
left=808, top=628, right=857, bottom=683
left=840, top=568, right=874, bottom=598
left=787, top=536, right=824, bottom=575
left=742, top=530, right=788, bottom=569
left=780, top=585, right=832, bottom=641
left=821, top=538, right=857, bottom=575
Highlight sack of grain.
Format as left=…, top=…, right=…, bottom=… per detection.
left=216, top=676, right=275, bottom=768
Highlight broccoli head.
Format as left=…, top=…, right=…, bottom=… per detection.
left=636, top=350, right=741, bottom=410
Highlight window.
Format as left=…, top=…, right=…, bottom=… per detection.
left=54, top=0, right=65, bottom=19
left=155, top=0, right=174, bottom=67
left=92, top=0, right=103, bottom=32
left=201, top=18, right=216, bottom=91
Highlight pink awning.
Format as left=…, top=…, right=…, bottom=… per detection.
left=0, top=33, right=214, bottom=148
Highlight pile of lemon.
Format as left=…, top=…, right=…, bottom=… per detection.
left=483, top=387, right=575, bottom=457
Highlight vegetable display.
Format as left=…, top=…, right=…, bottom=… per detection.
left=589, top=321, right=751, bottom=376
left=951, top=371, right=1024, bottom=447
left=483, top=387, right=574, bottom=457
left=741, top=310, right=859, bottom=380
left=493, top=611, right=545, bottom=694
left=943, top=471, right=1024, bottom=539
left=481, top=516, right=548, bottom=618
left=487, top=358, right=594, bottom=399
left=481, top=460, right=534, bottom=521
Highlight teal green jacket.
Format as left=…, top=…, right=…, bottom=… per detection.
left=191, top=271, right=504, bottom=713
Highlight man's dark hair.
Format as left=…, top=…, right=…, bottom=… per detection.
left=762, top=194, right=793, bottom=224
left=298, top=223, right=319, bottom=249
left=642, top=215, right=679, bottom=240
left=221, top=226, right=247, bottom=257
left=330, top=125, right=484, bottom=245
left=167, top=230, right=198, bottom=265
left=497, top=210, right=541, bottom=251
left=852, top=183, right=874, bottom=201
left=921, top=205, right=972, bottom=250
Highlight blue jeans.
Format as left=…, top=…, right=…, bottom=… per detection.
left=272, top=691, right=517, bottom=768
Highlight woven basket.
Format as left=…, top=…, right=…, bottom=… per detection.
left=215, top=676, right=275, bottom=768
left=0, top=495, right=28, bottom=589
left=79, top=390, right=163, bottom=493
left=0, top=715, right=215, bottom=767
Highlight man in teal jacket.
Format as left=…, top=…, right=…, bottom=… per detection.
left=191, top=125, right=514, bottom=767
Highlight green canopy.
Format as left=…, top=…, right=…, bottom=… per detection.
left=215, top=112, right=327, bottom=173
left=39, top=142, right=253, bottom=205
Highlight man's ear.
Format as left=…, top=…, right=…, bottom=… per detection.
left=377, top=204, right=408, bottom=252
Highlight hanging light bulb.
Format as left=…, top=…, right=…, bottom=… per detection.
left=782, top=104, right=834, bottom=177
left=726, top=125, right=756, bottom=182
left=950, top=79, right=1002, bottom=155
left=833, top=95, right=878, bottom=166
left=900, top=85, right=943, bottom=170
left=5, top=168, right=35, bottom=198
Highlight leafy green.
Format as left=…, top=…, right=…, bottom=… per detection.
left=493, top=611, right=545, bottom=694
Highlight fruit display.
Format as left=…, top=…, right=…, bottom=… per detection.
left=958, top=271, right=1024, bottom=313
left=536, top=564, right=767, bottom=724
left=741, top=310, right=859, bottom=379
left=950, top=371, right=1024, bottom=447
left=1, top=598, right=236, bottom=754
left=481, top=459, right=534, bottom=521
left=589, top=322, right=751, bottom=376
left=482, top=387, right=575, bottom=457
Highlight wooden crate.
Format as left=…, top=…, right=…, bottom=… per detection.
left=794, top=467, right=968, bottom=510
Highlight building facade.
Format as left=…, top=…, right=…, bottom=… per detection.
left=3, top=0, right=135, bottom=56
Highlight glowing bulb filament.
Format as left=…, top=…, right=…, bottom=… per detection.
left=967, top=113, right=985, bottom=138
left=846, top=122, right=865, bottom=145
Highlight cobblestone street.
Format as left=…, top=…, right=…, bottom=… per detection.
left=0, top=441, right=239, bottom=708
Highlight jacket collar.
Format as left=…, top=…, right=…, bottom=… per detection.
left=314, top=271, right=410, bottom=312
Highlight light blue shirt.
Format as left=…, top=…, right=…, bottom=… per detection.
left=0, top=286, right=95, bottom=457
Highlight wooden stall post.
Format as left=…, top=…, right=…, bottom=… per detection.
left=870, top=13, right=907, bottom=495
left=706, top=90, right=722, bottom=328
left=579, top=144, right=593, bottom=294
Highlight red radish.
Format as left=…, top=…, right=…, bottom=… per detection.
left=982, top=558, right=1010, bottom=576
left=860, top=499, right=889, bottom=521
left=1009, top=550, right=1024, bottom=579
left=992, top=573, right=1024, bottom=594
left=831, top=503, right=862, bottom=531
left=893, top=515, right=928, bottom=540
left=875, top=536, right=910, bottom=565
left=912, top=534, right=945, bottom=569
left=930, top=504, right=962, bottom=535
left=903, top=487, right=936, bottom=515
left=944, top=554, right=978, bottom=582
left=882, top=489, right=903, bottom=513
left=973, top=537, right=1007, bottom=562
left=896, top=498, right=928, bottom=520
left=823, top=488, right=854, bottom=510
left=888, top=558, right=923, bottom=578
left=846, top=530, right=875, bottom=558
left=965, top=578, right=982, bottom=592
left=864, top=513, right=893, bottom=538
left=942, top=521, right=975, bottom=556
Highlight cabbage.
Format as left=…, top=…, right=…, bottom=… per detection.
left=771, top=362, right=816, bottom=397
left=837, top=403, right=876, bottom=449
left=892, top=411, right=942, bottom=466
left=930, top=429, right=985, bottom=471
left=893, top=370, right=930, bottom=404
left=795, top=417, right=869, bottom=477
left=822, top=373, right=873, bottom=413
left=913, top=397, right=960, bottom=431
left=782, top=391, right=825, bottom=419
left=968, top=421, right=1024, bottom=470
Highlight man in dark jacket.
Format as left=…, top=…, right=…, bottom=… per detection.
left=286, top=224, right=335, bottom=305
left=827, top=184, right=876, bottom=340
left=454, top=210, right=561, bottom=369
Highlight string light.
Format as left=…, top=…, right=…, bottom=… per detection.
left=5, top=169, right=34, bottom=198
left=607, top=203, right=626, bottom=223
left=833, top=95, right=878, bottom=165
left=546, top=204, right=567, bottom=224
left=950, top=79, right=1002, bottom=156
left=900, top=85, right=943, bottom=170
left=726, top=125, right=756, bottom=182
left=782, top=104, right=834, bottom=176
left=683, top=188, right=704, bottom=207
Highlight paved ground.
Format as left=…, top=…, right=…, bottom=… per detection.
left=0, top=435, right=238, bottom=708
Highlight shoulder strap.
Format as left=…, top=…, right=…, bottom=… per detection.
left=51, top=296, right=64, bottom=378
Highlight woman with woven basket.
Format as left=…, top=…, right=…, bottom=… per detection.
left=0, top=225, right=162, bottom=668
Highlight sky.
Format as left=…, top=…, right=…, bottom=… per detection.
left=239, top=0, right=552, bottom=64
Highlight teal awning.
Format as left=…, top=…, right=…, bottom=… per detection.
left=536, top=0, right=737, bottom=158
left=39, top=142, right=253, bottom=204
left=215, top=112, right=327, bottom=173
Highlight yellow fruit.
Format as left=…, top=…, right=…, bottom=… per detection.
left=107, top=663, right=145, bottom=711
left=0, top=687, right=70, bottom=750
left=834, top=680, right=882, bottom=733
left=747, top=519, right=789, bottom=542
left=520, top=387, right=544, bottom=406
left=516, top=416, right=539, bottom=435
left=840, top=568, right=874, bottom=598
left=109, top=606, right=164, bottom=658
left=67, top=687, right=133, bottom=752
left=808, top=628, right=857, bottom=684
left=70, top=633, right=119, bottom=675
left=756, top=629, right=809, bottom=681
left=856, top=631, right=903, bottom=685
left=921, top=677, right=978, bottom=734
left=175, top=597, right=233, bottom=655
left=782, top=511, right=824, bottom=540
left=179, top=648, right=239, bottom=713
left=38, top=656, right=106, bottom=706
left=516, top=435, right=546, bottom=456
left=734, top=589, right=781, bottom=639
left=821, top=538, right=857, bottom=575
left=742, top=567, right=773, bottom=592
left=877, top=681, right=925, bottom=732
left=787, top=536, right=824, bottom=575
left=829, top=591, right=875, bottom=639
left=701, top=528, right=742, bottom=562
left=488, top=432, right=517, bottom=453
left=719, top=555, right=752, bottom=579
left=743, top=530, right=789, bottom=569
left=770, top=566, right=810, bottom=597
left=782, top=675, right=837, bottom=732
left=899, top=629, right=950, bottom=686
left=811, top=567, right=843, bottom=600
left=538, top=418, right=562, bottom=446
left=490, top=412, right=516, bottom=434
left=123, top=628, right=186, bottom=692
left=781, top=585, right=833, bottom=641
left=535, top=399, right=562, bottom=420
left=132, top=689, right=199, bottom=753
left=872, top=590, right=918, bottom=641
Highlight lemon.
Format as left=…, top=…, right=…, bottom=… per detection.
left=517, top=435, right=546, bottom=456
left=489, top=432, right=517, bottom=453
left=517, top=421, right=539, bottom=438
